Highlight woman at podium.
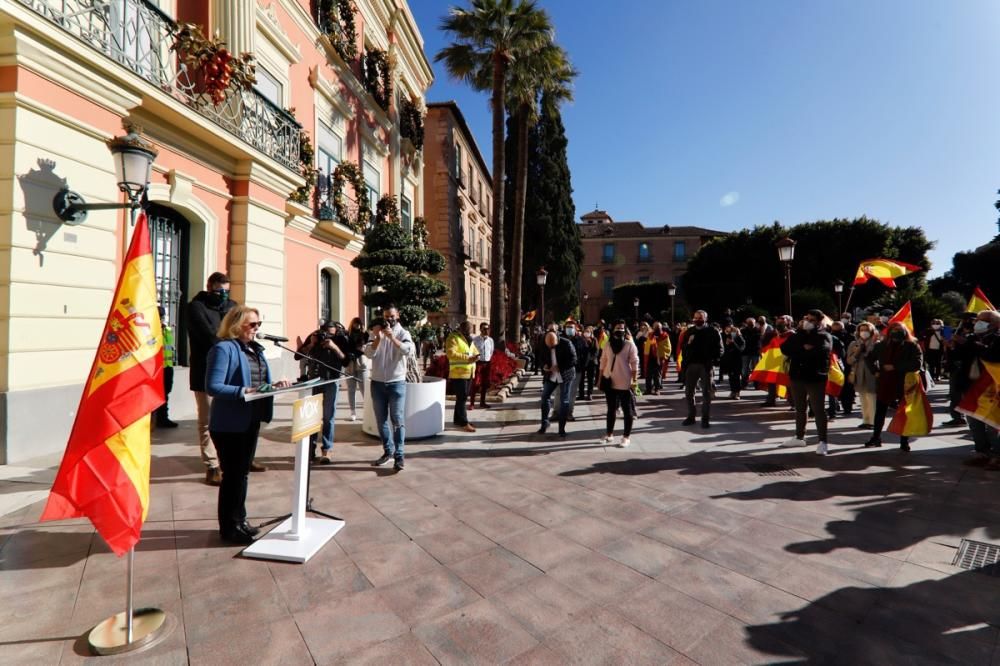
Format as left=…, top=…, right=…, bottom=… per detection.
left=206, top=305, right=290, bottom=545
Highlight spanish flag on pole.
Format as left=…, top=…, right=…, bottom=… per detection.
left=957, top=361, right=1000, bottom=429
left=40, top=212, right=164, bottom=556
left=888, top=371, right=933, bottom=437
left=852, top=258, right=922, bottom=288
left=888, top=301, right=914, bottom=333
left=966, top=287, right=995, bottom=314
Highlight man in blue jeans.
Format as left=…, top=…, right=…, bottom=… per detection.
left=364, top=306, right=414, bottom=472
left=539, top=330, right=577, bottom=437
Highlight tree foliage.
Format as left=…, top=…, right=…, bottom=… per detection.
left=681, top=217, right=933, bottom=318
left=504, top=92, right=580, bottom=324
left=929, top=236, right=1000, bottom=307
left=350, top=201, right=448, bottom=326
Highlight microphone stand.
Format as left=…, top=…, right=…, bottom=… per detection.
left=257, top=337, right=356, bottom=526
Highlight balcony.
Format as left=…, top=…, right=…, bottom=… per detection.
left=314, top=169, right=364, bottom=232
left=17, top=0, right=301, bottom=171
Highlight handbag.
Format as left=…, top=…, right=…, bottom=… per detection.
left=599, top=351, right=618, bottom=392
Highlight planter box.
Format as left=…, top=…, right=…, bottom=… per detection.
left=361, top=376, right=445, bottom=440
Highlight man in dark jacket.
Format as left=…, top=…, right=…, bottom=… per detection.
left=780, top=309, right=833, bottom=455
left=188, top=272, right=244, bottom=484
left=539, top=330, right=577, bottom=437
left=682, top=310, right=724, bottom=427
left=740, top=318, right=761, bottom=389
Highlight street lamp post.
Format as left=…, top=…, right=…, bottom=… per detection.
left=536, top=267, right=548, bottom=328
left=775, top=237, right=796, bottom=315
left=633, top=297, right=640, bottom=323
left=833, top=279, right=844, bottom=318
left=667, top=282, right=677, bottom=328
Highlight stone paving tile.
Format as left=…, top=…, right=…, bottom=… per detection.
left=187, top=616, right=310, bottom=665
left=337, top=631, right=439, bottom=665
left=410, top=521, right=496, bottom=565
left=293, top=587, right=409, bottom=663
left=600, top=531, right=687, bottom=578
left=551, top=512, right=629, bottom=550
left=270, top=552, right=373, bottom=614
left=684, top=615, right=807, bottom=665
left=412, top=597, right=539, bottom=664
left=449, top=546, right=542, bottom=597
left=614, top=579, right=730, bottom=654
left=377, top=564, right=482, bottom=627
left=543, top=606, right=689, bottom=665
left=348, top=539, right=440, bottom=588
left=638, top=514, right=727, bottom=555
left=547, top=551, right=650, bottom=604
left=498, top=525, right=591, bottom=572
left=492, top=574, right=593, bottom=640
left=505, top=643, right=571, bottom=665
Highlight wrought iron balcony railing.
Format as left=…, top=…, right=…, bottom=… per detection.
left=314, top=169, right=361, bottom=230
left=17, top=0, right=300, bottom=171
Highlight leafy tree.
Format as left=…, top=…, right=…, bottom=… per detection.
left=350, top=197, right=447, bottom=326
left=504, top=44, right=575, bottom=344
left=508, top=92, right=580, bottom=323
left=436, top=0, right=552, bottom=343
left=682, top=217, right=933, bottom=317
left=929, top=236, right=1000, bottom=305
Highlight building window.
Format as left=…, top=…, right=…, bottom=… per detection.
left=317, top=124, right=342, bottom=178
left=363, top=158, right=380, bottom=212
left=470, top=225, right=476, bottom=260
left=400, top=195, right=412, bottom=232
left=320, top=270, right=332, bottom=324
left=638, top=242, right=651, bottom=262
left=471, top=281, right=477, bottom=313
left=255, top=67, right=283, bottom=107
left=479, top=238, right=485, bottom=267
left=454, top=143, right=463, bottom=183
left=602, top=243, right=615, bottom=263
left=603, top=276, right=614, bottom=298
left=481, top=286, right=486, bottom=317
left=674, top=241, right=687, bottom=261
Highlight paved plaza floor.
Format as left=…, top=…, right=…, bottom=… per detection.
left=2, top=375, right=999, bottom=664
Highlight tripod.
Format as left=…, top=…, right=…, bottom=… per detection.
left=257, top=338, right=357, bottom=527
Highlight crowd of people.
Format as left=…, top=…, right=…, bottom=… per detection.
left=176, top=272, right=1000, bottom=546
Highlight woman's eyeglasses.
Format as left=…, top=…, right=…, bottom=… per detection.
left=246, top=321, right=262, bottom=329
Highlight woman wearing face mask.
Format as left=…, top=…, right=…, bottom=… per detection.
left=846, top=322, right=880, bottom=428
left=599, top=320, right=639, bottom=447
left=864, top=322, right=923, bottom=450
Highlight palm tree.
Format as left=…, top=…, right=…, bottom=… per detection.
left=436, top=0, right=552, bottom=345
left=505, top=45, right=575, bottom=342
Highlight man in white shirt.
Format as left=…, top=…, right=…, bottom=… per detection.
left=470, top=322, right=494, bottom=410
left=364, top=306, right=415, bottom=472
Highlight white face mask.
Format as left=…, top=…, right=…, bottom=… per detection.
left=859, top=331, right=871, bottom=340
left=802, top=321, right=815, bottom=332
left=565, top=327, right=576, bottom=336
left=974, top=321, right=990, bottom=334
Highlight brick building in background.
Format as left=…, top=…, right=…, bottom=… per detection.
left=578, top=209, right=724, bottom=323
left=422, top=101, right=493, bottom=328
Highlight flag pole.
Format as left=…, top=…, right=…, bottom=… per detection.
left=842, top=285, right=856, bottom=317
left=126, top=547, right=134, bottom=644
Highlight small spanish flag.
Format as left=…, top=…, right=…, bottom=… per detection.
left=957, top=360, right=1000, bottom=429
left=966, top=287, right=995, bottom=314
left=888, top=301, right=914, bottom=334
left=40, top=212, right=165, bottom=556
left=749, top=332, right=792, bottom=387
left=523, top=310, right=536, bottom=322
left=888, top=371, right=933, bottom=437
left=825, top=354, right=845, bottom=398
left=853, top=258, right=922, bottom=288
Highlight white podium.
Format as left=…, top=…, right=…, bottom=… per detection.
left=362, top=376, right=446, bottom=440
left=242, top=379, right=345, bottom=563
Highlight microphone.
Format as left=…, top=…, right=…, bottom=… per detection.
left=256, top=332, right=289, bottom=343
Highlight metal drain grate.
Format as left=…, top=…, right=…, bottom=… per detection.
left=745, top=463, right=800, bottom=477
left=953, top=539, right=1000, bottom=576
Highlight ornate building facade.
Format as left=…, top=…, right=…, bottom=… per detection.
left=0, top=0, right=431, bottom=463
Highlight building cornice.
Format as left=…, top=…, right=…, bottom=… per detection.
left=257, top=3, right=302, bottom=64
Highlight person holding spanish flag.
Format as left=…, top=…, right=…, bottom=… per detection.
left=206, top=305, right=291, bottom=544
left=863, top=321, right=922, bottom=451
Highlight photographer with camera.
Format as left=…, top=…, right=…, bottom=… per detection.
left=296, top=320, right=349, bottom=464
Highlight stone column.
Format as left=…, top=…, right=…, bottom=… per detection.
left=212, top=0, right=255, bottom=55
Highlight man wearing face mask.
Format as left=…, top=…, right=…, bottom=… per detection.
left=780, top=309, right=833, bottom=454
left=682, top=310, right=724, bottom=427
left=961, top=310, right=1000, bottom=467
left=760, top=315, right=792, bottom=407
left=943, top=313, right=979, bottom=426
left=188, top=272, right=241, bottom=485
left=539, top=329, right=577, bottom=437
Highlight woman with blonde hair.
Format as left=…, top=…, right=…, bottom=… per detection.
left=846, top=321, right=880, bottom=428
left=206, top=305, right=290, bottom=544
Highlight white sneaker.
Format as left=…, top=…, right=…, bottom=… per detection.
left=816, top=441, right=829, bottom=456
left=617, top=437, right=630, bottom=448
left=780, top=437, right=807, bottom=448
left=350, top=413, right=357, bottom=422
left=603, top=435, right=614, bottom=445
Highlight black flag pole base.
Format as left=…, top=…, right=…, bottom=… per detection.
left=88, top=607, right=174, bottom=655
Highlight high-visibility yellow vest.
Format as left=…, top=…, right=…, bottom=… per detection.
left=446, top=332, right=476, bottom=379
left=163, top=325, right=175, bottom=368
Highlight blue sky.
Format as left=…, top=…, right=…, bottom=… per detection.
left=410, top=1, right=1000, bottom=277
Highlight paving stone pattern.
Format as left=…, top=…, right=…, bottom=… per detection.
left=2, top=376, right=999, bottom=664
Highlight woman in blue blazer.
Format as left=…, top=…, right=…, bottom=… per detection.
left=206, top=305, right=289, bottom=544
